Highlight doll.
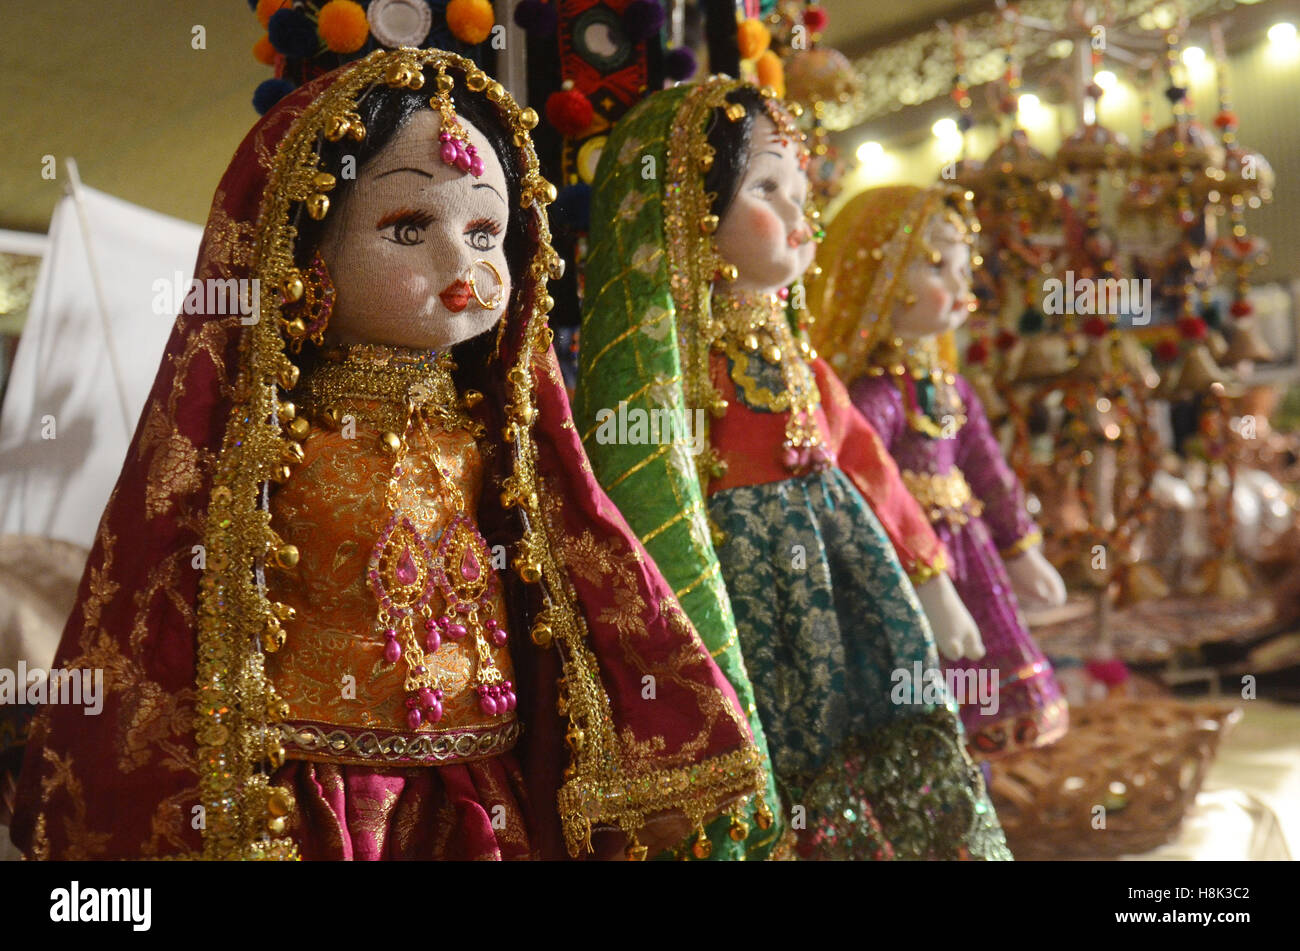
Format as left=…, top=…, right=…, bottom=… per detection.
left=8, top=49, right=770, bottom=860
left=575, top=78, right=1009, bottom=860
left=808, top=184, right=1069, bottom=757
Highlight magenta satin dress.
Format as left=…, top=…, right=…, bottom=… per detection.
left=849, top=372, right=1068, bottom=756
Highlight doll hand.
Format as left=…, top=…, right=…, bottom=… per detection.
left=1006, top=547, right=1067, bottom=609
left=915, top=574, right=985, bottom=661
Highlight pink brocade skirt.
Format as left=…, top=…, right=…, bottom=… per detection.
left=274, top=753, right=537, bottom=860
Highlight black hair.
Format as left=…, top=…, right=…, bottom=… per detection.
left=701, top=86, right=767, bottom=220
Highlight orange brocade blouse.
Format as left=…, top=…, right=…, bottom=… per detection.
left=705, top=352, right=948, bottom=585
left=265, top=405, right=520, bottom=767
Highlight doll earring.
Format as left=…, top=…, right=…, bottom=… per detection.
left=431, top=65, right=484, bottom=177
left=281, top=251, right=335, bottom=352
left=467, top=259, right=504, bottom=310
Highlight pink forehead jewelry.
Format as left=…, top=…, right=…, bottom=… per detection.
left=430, top=64, right=484, bottom=177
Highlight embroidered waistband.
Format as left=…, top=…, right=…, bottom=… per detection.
left=279, top=717, right=522, bottom=767
left=901, top=468, right=983, bottom=527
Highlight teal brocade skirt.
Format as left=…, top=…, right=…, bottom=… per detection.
left=709, top=468, right=1011, bottom=860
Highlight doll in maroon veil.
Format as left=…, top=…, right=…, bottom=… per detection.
left=9, top=48, right=767, bottom=861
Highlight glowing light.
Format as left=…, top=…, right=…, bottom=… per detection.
left=1048, top=39, right=1074, bottom=58
left=856, top=140, right=884, bottom=164
left=1094, top=70, right=1118, bottom=89
left=1019, top=93, right=1041, bottom=112
left=1268, top=22, right=1297, bottom=46
left=1181, top=46, right=1206, bottom=68
left=932, top=117, right=958, bottom=139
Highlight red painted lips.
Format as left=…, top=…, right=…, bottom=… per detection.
left=440, top=279, right=471, bottom=312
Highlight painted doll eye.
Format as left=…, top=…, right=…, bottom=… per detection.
left=377, top=209, right=434, bottom=246
left=465, top=217, right=503, bottom=252
left=752, top=178, right=779, bottom=197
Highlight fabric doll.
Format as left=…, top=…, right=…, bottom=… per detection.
left=808, top=184, right=1069, bottom=757
left=8, top=49, right=770, bottom=861
left=574, top=77, right=1010, bottom=860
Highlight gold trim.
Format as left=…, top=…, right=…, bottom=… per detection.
left=1000, top=530, right=1043, bottom=560
left=279, top=719, right=522, bottom=766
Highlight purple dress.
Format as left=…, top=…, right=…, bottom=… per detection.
left=849, top=372, right=1068, bottom=757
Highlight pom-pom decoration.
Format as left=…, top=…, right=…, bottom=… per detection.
left=1229, top=298, right=1254, bottom=319
left=546, top=85, right=595, bottom=138
left=1082, top=316, right=1110, bottom=339
left=995, top=329, right=1019, bottom=351
left=755, top=50, right=784, bottom=97
left=514, top=0, right=558, bottom=35
left=253, top=34, right=277, bottom=65
left=623, top=0, right=665, bottom=43
left=257, top=0, right=291, bottom=29
left=1177, top=316, right=1209, bottom=341
left=664, top=46, right=698, bottom=81
left=446, top=0, right=495, bottom=46
left=318, top=0, right=369, bottom=53
left=736, top=18, right=771, bottom=60
left=268, top=8, right=320, bottom=58
left=1018, top=307, right=1046, bottom=335
left=803, top=4, right=829, bottom=33
left=1085, top=657, right=1130, bottom=687
left=966, top=339, right=990, bottom=364
left=1154, top=338, right=1181, bottom=363
left=254, top=77, right=296, bottom=115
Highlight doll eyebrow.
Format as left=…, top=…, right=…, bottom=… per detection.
left=373, top=166, right=434, bottom=180
left=473, top=182, right=506, bottom=205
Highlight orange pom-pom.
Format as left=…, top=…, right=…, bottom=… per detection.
left=755, top=50, right=785, bottom=97
left=446, top=0, right=495, bottom=45
left=736, top=18, right=771, bottom=61
left=318, top=0, right=369, bottom=53
left=256, top=0, right=290, bottom=29
left=253, top=34, right=277, bottom=65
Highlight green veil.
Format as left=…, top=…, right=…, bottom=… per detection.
left=574, top=79, right=787, bottom=859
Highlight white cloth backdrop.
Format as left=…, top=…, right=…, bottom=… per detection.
left=0, top=186, right=202, bottom=548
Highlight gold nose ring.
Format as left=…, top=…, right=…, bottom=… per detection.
left=467, top=259, right=504, bottom=310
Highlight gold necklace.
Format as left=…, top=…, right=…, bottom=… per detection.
left=301, top=344, right=513, bottom=727
left=709, top=290, right=831, bottom=473
left=868, top=336, right=966, bottom=438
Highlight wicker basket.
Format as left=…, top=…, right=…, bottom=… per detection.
left=988, top=697, right=1241, bottom=859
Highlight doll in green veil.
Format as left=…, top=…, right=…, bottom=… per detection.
left=574, top=78, right=1010, bottom=860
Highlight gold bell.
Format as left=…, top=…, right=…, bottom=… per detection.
left=463, top=389, right=485, bottom=408
left=728, top=817, right=750, bottom=842
left=267, top=786, right=294, bottom=818
left=311, top=171, right=336, bottom=192
left=719, top=263, right=739, bottom=282
left=743, top=333, right=760, bottom=352
left=755, top=800, right=774, bottom=830
left=273, top=544, right=300, bottom=569
left=267, top=697, right=290, bottom=720
left=271, top=463, right=293, bottom=483
left=530, top=622, right=553, bottom=647
left=281, top=272, right=305, bottom=303
left=267, top=744, right=286, bottom=769
left=565, top=725, right=584, bottom=752
left=261, top=620, right=286, bottom=653
left=270, top=601, right=296, bottom=622
left=380, top=431, right=403, bottom=454
left=325, top=115, right=351, bottom=142
left=284, top=316, right=308, bottom=339
left=625, top=837, right=648, bottom=861
left=287, top=416, right=311, bottom=440
left=763, top=344, right=782, bottom=364
left=691, top=828, right=712, bottom=859
left=700, top=214, right=720, bottom=234
left=710, top=398, right=729, bottom=417
left=518, top=106, right=539, bottom=129
left=267, top=815, right=287, bottom=835
left=515, top=558, right=542, bottom=583
left=306, top=193, right=330, bottom=220
left=278, top=361, right=300, bottom=390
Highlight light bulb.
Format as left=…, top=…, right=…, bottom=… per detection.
left=856, top=141, right=884, bottom=163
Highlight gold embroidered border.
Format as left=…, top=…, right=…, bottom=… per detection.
left=278, top=719, right=521, bottom=766
left=1000, top=530, right=1043, bottom=560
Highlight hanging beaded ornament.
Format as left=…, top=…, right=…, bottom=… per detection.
left=431, top=64, right=485, bottom=177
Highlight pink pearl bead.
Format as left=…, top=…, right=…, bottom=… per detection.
left=417, top=687, right=435, bottom=708
left=384, top=637, right=402, bottom=664
left=425, top=630, right=441, bottom=652
left=469, top=154, right=484, bottom=177
left=447, top=622, right=467, bottom=639
left=428, top=700, right=443, bottom=723
left=407, top=708, right=423, bottom=730
left=440, top=141, right=458, bottom=165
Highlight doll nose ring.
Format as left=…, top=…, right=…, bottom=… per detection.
left=787, top=224, right=813, bottom=248
left=466, top=259, right=504, bottom=310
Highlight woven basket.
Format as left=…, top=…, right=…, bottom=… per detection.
left=988, top=697, right=1241, bottom=859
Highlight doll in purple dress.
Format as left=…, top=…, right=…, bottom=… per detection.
left=808, top=185, right=1068, bottom=757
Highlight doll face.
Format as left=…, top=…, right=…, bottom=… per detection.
left=319, top=108, right=511, bottom=351
left=891, top=214, right=973, bottom=340
left=713, top=115, right=816, bottom=294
